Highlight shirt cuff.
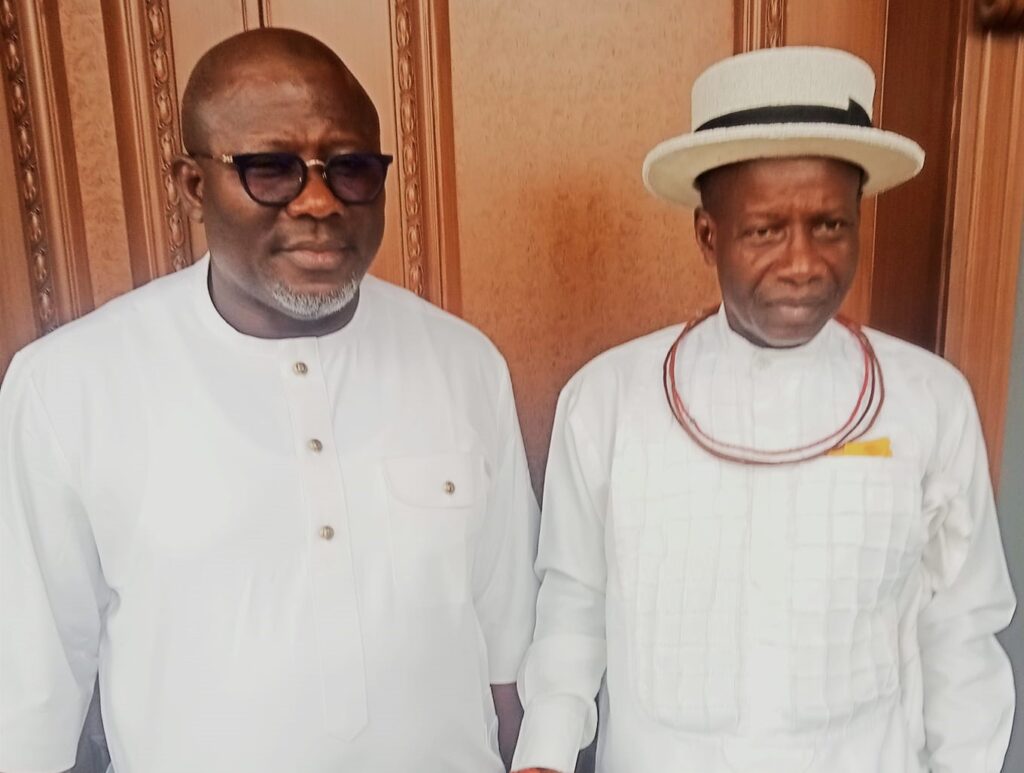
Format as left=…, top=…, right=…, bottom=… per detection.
left=511, top=693, right=591, bottom=773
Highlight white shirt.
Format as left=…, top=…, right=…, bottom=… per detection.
left=0, top=256, right=539, bottom=773
left=512, top=309, right=1015, bottom=773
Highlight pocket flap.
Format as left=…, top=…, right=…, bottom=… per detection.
left=383, top=453, right=480, bottom=508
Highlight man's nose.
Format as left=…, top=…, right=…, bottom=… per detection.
left=286, top=165, right=345, bottom=219
left=778, top=227, right=823, bottom=282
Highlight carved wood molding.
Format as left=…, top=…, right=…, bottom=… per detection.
left=0, top=0, right=56, bottom=331
left=1, top=0, right=92, bottom=332
left=943, top=29, right=1024, bottom=482
left=101, top=0, right=191, bottom=286
left=142, top=1, right=190, bottom=273
left=735, top=0, right=787, bottom=52
left=388, top=0, right=462, bottom=310
left=977, top=0, right=1024, bottom=29
left=390, top=0, right=428, bottom=298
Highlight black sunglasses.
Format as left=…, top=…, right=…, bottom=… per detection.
left=190, top=151, right=393, bottom=206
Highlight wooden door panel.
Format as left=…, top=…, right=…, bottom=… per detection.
left=58, top=0, right=134, bottom=306
left=447, top=0, right=733, bottom=486
left=0, top=66, right=36, bottom=373
left=1, top=0, right=94, bottom=342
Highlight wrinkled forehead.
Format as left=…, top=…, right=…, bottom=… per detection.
left=699, top=156, right=864, bottom=211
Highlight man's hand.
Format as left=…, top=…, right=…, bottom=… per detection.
left=490, top=683, right=523, bottom=771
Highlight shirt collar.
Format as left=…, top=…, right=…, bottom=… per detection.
left=191, top=253, right=369, bottom=355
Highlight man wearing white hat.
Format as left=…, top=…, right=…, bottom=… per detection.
left=510, top=47, right=1016, bottom=773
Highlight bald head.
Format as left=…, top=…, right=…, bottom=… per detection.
left=180, top=28, right=379, bottom=153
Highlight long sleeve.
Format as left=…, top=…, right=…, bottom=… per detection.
left=0, top=354, right=109, bottom=773
left=471, top=362, right=541, bottom=683
left=512, top=380, right=609, bottom=773
left=918, top=374, right=1016, bottom=773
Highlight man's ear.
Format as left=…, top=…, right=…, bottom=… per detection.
left=172, top=154, right=205, bottom=223
left=694, top=207, right=717, bottom=267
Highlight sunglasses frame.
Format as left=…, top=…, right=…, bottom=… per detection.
left=189, top=151, right=394, bottom=207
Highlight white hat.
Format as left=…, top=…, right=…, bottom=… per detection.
left=642, top=46, right=925, bottom=208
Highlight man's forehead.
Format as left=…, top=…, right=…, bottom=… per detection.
left=190, top=59, right=378, bottom=149
left=700, top=156, right=863, bottom=208
left=722, top=156, right=861, bottom=177
left=226, top=77, right=372, bottom=120
left=211, top=56, right=348, bottom=105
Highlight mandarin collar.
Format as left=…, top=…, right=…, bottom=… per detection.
left=192, top=253, right=369, bottom=355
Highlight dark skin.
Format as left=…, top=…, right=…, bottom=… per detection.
left=694, top=157, right=863, bottom=348
left=170, top=28, right=523, bottom=771
left=173, top=29, right=383, bottom=339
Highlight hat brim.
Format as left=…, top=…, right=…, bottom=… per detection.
left=642, top=124, right=925, bottom=208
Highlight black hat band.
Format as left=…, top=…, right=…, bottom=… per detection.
left=695, top=98, right=872, bottom=132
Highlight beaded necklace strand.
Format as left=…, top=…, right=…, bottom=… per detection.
left=662, top=308, right=885, bottom=465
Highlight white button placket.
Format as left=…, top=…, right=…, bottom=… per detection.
left=283, top=342, right=367, bottom=739
left=742, top=360, right=793, bottom=726
left=745, top=469, right=792, bottom=726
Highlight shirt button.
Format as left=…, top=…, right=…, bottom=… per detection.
left=319, top=525, right=335, bottom=541
left=293, top=361, right=308, bottom=375
left=443, top=480, right=456, bottom=494
left=308, top=438, right=323, bottom=453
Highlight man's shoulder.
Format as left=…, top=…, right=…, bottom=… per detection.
left=863, top=325, right=977, bottom=415
left=10, top=261, right=199, bottom=379
left=361, top=275, right=506, bottom=364
left=572, top=323, right=683, bottom=385
left=864, top=325, right=969, bottom=388
left=557, top=323, right=683, bottom=412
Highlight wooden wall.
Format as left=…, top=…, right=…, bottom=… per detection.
left=1, top=0, right=1021, bottom=487
left=943, top=1, right=1024, bottom=483
left=447, top=0, right=729, bottom=487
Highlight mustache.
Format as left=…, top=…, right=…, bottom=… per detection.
left=763, top=297, right=828, bottom=306
left=278, top=239, right=353, bottom=251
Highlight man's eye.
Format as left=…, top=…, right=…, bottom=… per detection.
left=247, top=162, right=293, bottom=178
left=815, top=219, right=848, bottom=236
left=745, top=225, right=781, bottom=240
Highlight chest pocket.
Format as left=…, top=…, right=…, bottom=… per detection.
left=384, top=453, right=484, bottom=608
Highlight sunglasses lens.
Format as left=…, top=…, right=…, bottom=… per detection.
left=325, top=154, right=389, bottom=204
left=240, top=154, right=305, bottom=205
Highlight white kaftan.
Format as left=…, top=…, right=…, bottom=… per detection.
left=513, top=309, right=1015, bottom=773
left=0, top=256, right=539, bottom=773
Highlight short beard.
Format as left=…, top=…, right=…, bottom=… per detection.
left=268, top=275, right=362, bottom=320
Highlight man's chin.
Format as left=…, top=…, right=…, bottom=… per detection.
left=758, top=319, right=830, bottom=348
left=753, top=302, right=839, bottom=346
left=269, top=278, right=361, bottom=321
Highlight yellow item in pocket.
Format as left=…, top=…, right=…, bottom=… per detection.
left=828, top=436, right=892, bottom=457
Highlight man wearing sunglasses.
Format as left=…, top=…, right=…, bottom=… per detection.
left=0, top=28, right=538, bottom=773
